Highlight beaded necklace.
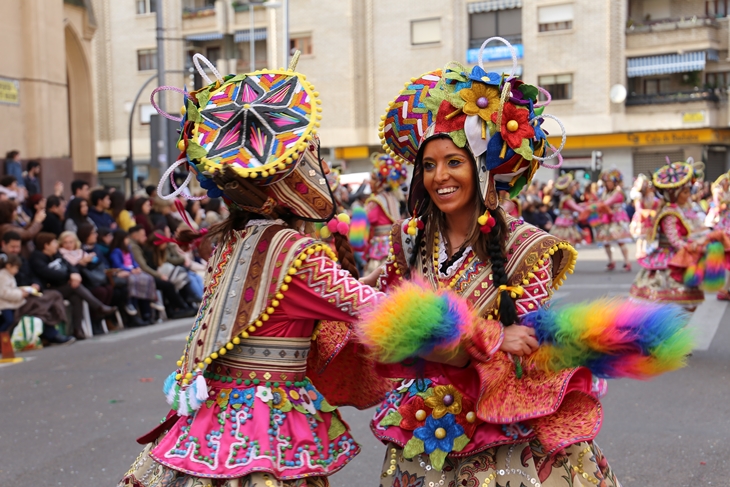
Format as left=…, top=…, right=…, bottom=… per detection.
left=431, top=230, right=476, bottom=290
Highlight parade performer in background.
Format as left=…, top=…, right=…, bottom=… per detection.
left=117, top=54, right=394, bottom=487
left=364, top=153, right=408, bottom=272
left=366, top=38, right=691, bottom=487
left=594, top=169, right=633, bottom=271
left=629, top=174, right=661, bottom=259
left=550, top=172, right=584, bottom=245
left=630, top=159, right=726, bottom=310
left=703, top=172, right=730, bottom=300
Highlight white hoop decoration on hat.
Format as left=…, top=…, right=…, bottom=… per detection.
left=157, top=158, right=195, bottom=200
left=531, top=113, right=566, bottom=167
left=478, top=37, right=518, bottom=78
left=192, top=53, right=224, bottom=86
left=150, top=86, right=185, bottom=122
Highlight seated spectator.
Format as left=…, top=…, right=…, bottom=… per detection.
left=133, top=197, right=153, bottom=235
left=0, top=199, right=45, bottom=258
left=24, top=160, right=41, bottom=196
left=127, top=225, right=194, bottom=319
left=186, top=199, right=204, bottom=229
left=149, top=225, right=203, bottom=304
left=30, top=232, right=117, bottom=339
left=42, top=195, right=66, bottom=237
left=64, top=179, right=90, bottom=220
left=23, top=194, right=45, bottom=221
left=95, top=227, right=113, bottom=266
left=203, top=198, right=227, bottom=228
left=110, top=191, right=135, bottom=231
left=150, top=196, right=174, bottom=229
left=88, top=189, right=116, bottom=230
left=109, top=229, right=157, bottom=326
left=64, top=197, right=95, bottom=233
left=0, top=175, right=21, bottom=201
left=0, top=232, right=74, bottom=345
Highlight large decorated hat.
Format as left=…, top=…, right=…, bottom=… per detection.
left=600, top=169, right=623, bottom=185
left=712, top=172, right=730, bottom=190
left=652, top=157, right=704, bottom=203
left=554, top=172, right=573, bottom=191
left=150, top=52, right=335, bottom=222
left=379, top=38, right=566, bottom=213
left=371, top=153, right=408, bottom=192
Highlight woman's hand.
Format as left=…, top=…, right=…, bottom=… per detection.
left=117, top=270, right=130, bottom=278
left=500, top=325, right=539, bottom=356
left=359, top=266, right=382, bottom=287
left=33, top=209, right=46, bottom=223
left=420, top=345, right=470, bottom=367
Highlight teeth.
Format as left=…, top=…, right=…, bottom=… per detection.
left=437, top=187, right=457, bottom=195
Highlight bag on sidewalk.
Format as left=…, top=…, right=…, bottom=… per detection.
left=11, top=316, right=43, bottom=351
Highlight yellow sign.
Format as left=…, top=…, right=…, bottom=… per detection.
left=334, top=146, right=370, bottom=160
left=682, top=111, right=705, bottom=124
left=548, top=128, right=730, bottom=150
left=0, top=78, right=19, bottom=105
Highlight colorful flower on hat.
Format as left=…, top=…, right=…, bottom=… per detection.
left=397, top=395, right=432, bottom=431
left=460, top=82, right=501, bottom=123
left=492, top=102, right=535, bottom=150
left=229, top=387, right=255, bottom=409
left=468, top=66, right=502, bottom=86
left=413, top=413, right=464, bottom=454
left=255, top=385, right=273, bottom=404
left=216, top=388, right=232, bottom=409
left=424, top=384, right=463, bottom=419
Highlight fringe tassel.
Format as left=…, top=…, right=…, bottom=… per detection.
left=194, top=373, right=209, bottom=401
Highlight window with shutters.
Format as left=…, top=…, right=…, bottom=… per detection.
left=469, top=8, right=521, bottom=49
left=137, top=49, right=157, bottom=71
left=538, top=74, right=573, bottom=100
left=538, top=4, right=573, bottom=32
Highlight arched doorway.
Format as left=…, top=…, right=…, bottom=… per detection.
left=64, top=24, right=96, bottom=183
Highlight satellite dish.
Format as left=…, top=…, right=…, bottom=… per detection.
left=610, top=84, right=627, bottom=104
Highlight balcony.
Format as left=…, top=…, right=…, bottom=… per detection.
left=626, top=17, right=726, bottom=56
left=182, top=1, right=217, bottom=32
left=626, top=89, right=720, bottom=106
left=233, top=6, right=269, bottom=28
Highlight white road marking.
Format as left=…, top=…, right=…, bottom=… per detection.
left=558, top=283, right=632, bottom=289
left=160, top=332, right=190, bottom=342
left=689, top=296, right=728, bottom=351
left=82, top=319, right=191, bottom=344
left=0, top=356, right=35, bottom=368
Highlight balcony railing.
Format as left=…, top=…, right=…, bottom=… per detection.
left=183, top=4, right=216, bottom=19
left=625, top=89, right=720, bottom=106
left=626, top=16, right=718, bottom=33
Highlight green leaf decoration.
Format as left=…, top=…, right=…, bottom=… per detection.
left=429, top=448, right=448, bottom=470
left=328, top=414, right=346, bottom=440
left=416, top=388, right=434, bottom=399
left=379, top=411, right=403, bottom=427
left=452, top=434, right=470, bottom=452
left=514, top=138, right=534, bottom=161
left=278, top=401, right=293, bottom=413
left=487, top=120, right=499, bottom=136
left=186, top=140, right=208, bottom=161
left=205, top=400, right=215, bottom=409
left=444, top=71, right=468, bottom=82
left=449, top=129, right=467, bottom=148
left=292, top=404, right=309, bottom=415
left=510, top=176, right=528, bottom=198
left=423, top=89, right=447, bottom=114
left=196, top=89, right=212, bottom=109
left=518, top=84, right=539, bottom=101
left=314, top=411, right=324, bottom=422
left=186, top=101, right=203, bottom=124
left=231, top=403, right=242, bottom=410
left=534, top=106, right=545, bottom=116
left=228, top=74, right=247, bottom=84
left=319, top=398, right=338, bottom=413
left=445, top=91, right=467, bottom=109
left=402, top=438, right=425, bottom=459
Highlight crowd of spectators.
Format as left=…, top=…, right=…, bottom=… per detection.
left=0, top=150, right=225, bottom=350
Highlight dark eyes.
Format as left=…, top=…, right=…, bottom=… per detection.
left=423, top=159, right=464, bottom=171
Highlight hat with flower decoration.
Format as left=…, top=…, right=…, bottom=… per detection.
left=149, top=52, right=335, bottom=222
left=653, top=157, right=705, bottom=203
left=378, top=38, right=566, bottom=215
left=554, top=172, right=574, bottom=192
left=600, top=169, right=623, bottom=186
left=371, top=153, right=408, bottom=193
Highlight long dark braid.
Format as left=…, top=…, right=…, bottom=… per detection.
left=333, top=232, right=359, bottom=279
left=484, top=209, right=518, bottom=326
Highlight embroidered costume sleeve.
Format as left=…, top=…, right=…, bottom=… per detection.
left=661, top=214, right=689, bottom=249
left=515, top=259, right=554, bottom=316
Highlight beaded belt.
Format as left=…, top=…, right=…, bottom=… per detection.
left=373, top=225, right=392, bottom=236
left=209, top=336, right=310, bottom=385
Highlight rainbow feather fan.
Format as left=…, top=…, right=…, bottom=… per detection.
left=522, top=298, right=693, bottom=379
left=349, top=206, right=369, bottom=251
left=701, top=241, right=726, bottom=291
left=356, top=278, right=475, bottom=363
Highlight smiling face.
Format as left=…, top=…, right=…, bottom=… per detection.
left=421, top=138, right=476, bottom=217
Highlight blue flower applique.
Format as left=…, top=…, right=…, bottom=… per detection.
left=413, top=413, right=464, bottom=454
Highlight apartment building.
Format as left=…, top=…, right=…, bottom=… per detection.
left=92, top=0, right=730, bottom=184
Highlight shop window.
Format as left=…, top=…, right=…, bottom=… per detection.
left=538, top=74, right=573, bottom=100
left=538, top=4, right=573, bottom=32
left=290, top=35, right=313, bottom=55
left=137, top=49, right=157, bottom=71
left=411, top=18, right=441, bottom=45
left=469, top=8, right=521, bottom=49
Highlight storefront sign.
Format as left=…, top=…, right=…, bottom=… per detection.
left=549, top=128, right=730, bottom=149
left=0, top=77, right=19, bottom=105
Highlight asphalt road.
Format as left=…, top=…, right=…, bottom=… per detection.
left=0, top=247, right=728, bottom=487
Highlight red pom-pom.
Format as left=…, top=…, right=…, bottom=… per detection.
left=327, top=219, right=339, bottom=232
left=417, top=220, right=425, bottom=230
left=480, top=225, right=493, bottom=234
left=486, top=216, right=495, bottom=227
left=337, top=222, right=350, bottom=234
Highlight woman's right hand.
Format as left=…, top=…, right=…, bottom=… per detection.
left=33, top=209, right=46, bottom=223
left=117, top=270, right=130, bottom=278
left=500, top=325, right=539, bottom=356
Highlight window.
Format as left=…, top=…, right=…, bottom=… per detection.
left=538, top=74, right=573, bottom=100
left=469, top=8, right=521, bottom=49
left=707, top=71, right=730, bottom=88
left=411, top=18, right=441, bottom=45
left=538, top=4, right=574, bottom=32
left=644, top=78, right=670, bottom=95
left=137, top=49, right=157, bottom=71
left=206, top=46, right=221, bottom=64
left=290, top=35, right=313, bottom=55
left=707, top=0, right=729, bottom=17
left=136, top=0, right=157, bottom=15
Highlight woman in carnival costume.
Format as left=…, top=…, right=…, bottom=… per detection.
left=549, top=172, right=584, bottom=246
left=363, top=38, right=692, bottom=487
left=630, top=159, right=719, bottom=310
left=705, top=173, right=730, bottom=300
left=117, top=54, right=395, bottom=487
left=629, top=174, right=660, bottom=259
left=364, top=153, right=408, bottom=272
left=594, top=170, right=633, bottom=271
